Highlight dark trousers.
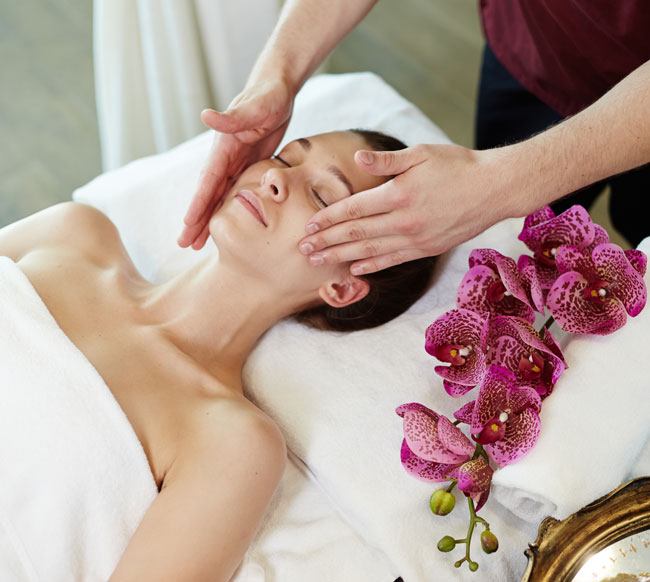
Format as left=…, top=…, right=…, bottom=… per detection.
left=475, top=44, right=649, bottom=248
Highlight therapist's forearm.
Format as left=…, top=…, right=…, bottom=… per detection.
left=497, top=59, right=650, bottom=218
left=246, top=0, right=377, bottom=96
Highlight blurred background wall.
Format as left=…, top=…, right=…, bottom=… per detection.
left=1, top=0, right=618, bottom=243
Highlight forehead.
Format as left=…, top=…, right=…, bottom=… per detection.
left=288, top=132, right=387, bottom=194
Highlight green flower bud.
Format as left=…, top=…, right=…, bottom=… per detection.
left=437, top=535, right=456, bottom=552
left=468, top=561, right=479, bottom=572
left=430, top=489, right=456, bottom=516
left=481, top=530, right=499, bottom=554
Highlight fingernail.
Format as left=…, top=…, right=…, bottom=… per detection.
left=300, top=242, right=314, bottom=255
left=310, top=254, right=324, bottom=266
left=306, top=223, right=320, bottom=234
left=351, top=264, right=367, bottom=275
left=359, top=151, right=374, bottom=164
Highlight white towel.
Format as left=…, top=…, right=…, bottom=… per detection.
left=0, top=257, right=158, bottom=581
left=491, top=237, right=650, bottom=522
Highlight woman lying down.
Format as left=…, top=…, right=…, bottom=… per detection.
left=0, top=129, right=435, bottom=580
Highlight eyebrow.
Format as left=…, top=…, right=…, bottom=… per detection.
left=298, top=137, right=354, bottom=195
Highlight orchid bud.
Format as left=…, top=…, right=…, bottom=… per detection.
left=481, top=530, right=499, bottom=554
left=437, top=535, right=456, bottom=552
left=468, top=561, right=479, bottom=571
left=430, top=489, right=455, bottom=516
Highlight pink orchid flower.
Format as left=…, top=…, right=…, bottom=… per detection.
left=485, top=315, right=566, bottom=397
left=547, top=243, right=647, bottom=335
left=457, top=249, right=535, bottom=323
left=454, top=366, right=542, bottom=467
left=447, top=457, right=493, bottom=511
left=396, top=402, right=475, bottom=482
left=518, top=205, right=599, bottom=297
left=425, top=309, right=490, bottom=397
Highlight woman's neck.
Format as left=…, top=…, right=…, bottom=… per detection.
left=138, top=256, right=299, bottom=390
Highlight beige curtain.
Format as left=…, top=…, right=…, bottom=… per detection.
left=93, top=0, right=279, bottom=170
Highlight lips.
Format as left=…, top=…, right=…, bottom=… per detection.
left=235, top=189, right=267, bottom=227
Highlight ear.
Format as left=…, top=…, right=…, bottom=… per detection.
left=318, top=274, right=370, bottom=308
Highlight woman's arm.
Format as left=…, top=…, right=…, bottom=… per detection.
left=109, top=408, right=287, bottom=582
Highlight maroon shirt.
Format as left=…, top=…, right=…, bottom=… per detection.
left=480, top=0, right=650, bottom=116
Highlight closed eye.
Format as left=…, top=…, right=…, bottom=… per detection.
left=272, top=154, right=290, bottom=167
left=311, top=188, right=328, bottom=208
left=273, top=154, right=328, bottom=207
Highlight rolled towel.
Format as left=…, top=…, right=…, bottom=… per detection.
left=491, top=237, right=650, bottom=523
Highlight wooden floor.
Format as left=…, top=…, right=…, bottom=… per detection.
left=0, top=0, right=622, bottom=245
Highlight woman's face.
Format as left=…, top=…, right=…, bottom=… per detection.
left=210, top=131, right=386, bottom=301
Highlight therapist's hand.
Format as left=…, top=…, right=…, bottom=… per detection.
left=178, top=78, right=293, bottom=249
left=299, top=144, right=515, bottom=274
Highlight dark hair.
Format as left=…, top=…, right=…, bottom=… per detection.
left=294, top=129, right=437, bottom=332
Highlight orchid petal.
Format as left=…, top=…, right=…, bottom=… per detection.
left=455, top=457, right=493, bottom=511
left=518, top=255, right=546, bottom=313
left=400, top=440, right=457, bottom=482
left=555, top=245, right=599, bottom=279
left=519, top=205, right=595, bottom=252
left=485, top=408, right=541, bottom=466
left=470, top=366, right=513, bottom=434
left=522, top=206, right=555, bottom=230
left=400, top=407, right=469, bottom=464
left=437, top=414, right=475, bottom=458
left=625, top=249, right=648, bottom=277
left=507, top=386, right=542, bottom=415
left=441, top=378, right=477, bottom=397
left=457, top=265, right=500, bottom=312
left=453, top=400, right=475, bottom=424
left=547, top=271, right=628, bottom=334
left=593, top=244, right=647, bottom=317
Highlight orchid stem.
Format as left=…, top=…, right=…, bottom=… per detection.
left=446, top=481, right=456, bottom=493
left=543, top=315, right=555, bottom=330
left=453, top=497, right=488, bottom=570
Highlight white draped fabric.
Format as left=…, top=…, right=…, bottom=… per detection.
left=93, top=0, right=279, bottom=170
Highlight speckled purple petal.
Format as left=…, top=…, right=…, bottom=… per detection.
left=400, top=406, right=470, bottom=464
left=457, top=265, right=500, bottom=312
left=519, top=205, right=595, bottom=252
left=523, top=206, right=555, bottom=230
left=441, top=378, right=477, bottom=397
left=400, top=440, right=458, bottom=482
left=625, top=249, right=648, bottom=277
left=555, top=245, right=599, bottom=279
left=457, top=261, right=535, bottom=321
left=454, top=400, right=476, bottom=424
left=507, top=386, right=542, bottom=415
left=486, top=315, right=566, bottom=390
left=470, top=366, right=513, bottom=434
left=426, top=309, right=489, bottom=387
left=437, top=414, right=475, bottom=457
left=455, top=457, right=493, bottom=511
left=518, top=255, right=546, bottom=313
left=593, top=243, right=647, bottom=317
left=485, top=408, right=541, bottom=467
left=547, top=271, right=628, bottom=334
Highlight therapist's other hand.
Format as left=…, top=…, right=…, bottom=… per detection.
left=299, top=144, right=513, bottom=274
left=178, top=78, right=293, bottom=249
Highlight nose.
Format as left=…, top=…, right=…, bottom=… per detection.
left=261, top=167, right=289, bottom=203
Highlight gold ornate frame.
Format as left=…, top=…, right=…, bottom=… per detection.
left=521, top=476, right=650, bottom=582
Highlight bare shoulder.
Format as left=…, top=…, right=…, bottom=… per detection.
left=0, top=201, right=119, bottom=262
left=183, top=397, right=287, bottom=476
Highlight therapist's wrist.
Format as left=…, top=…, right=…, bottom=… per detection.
left=490, top=137, right=582, bottom=220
